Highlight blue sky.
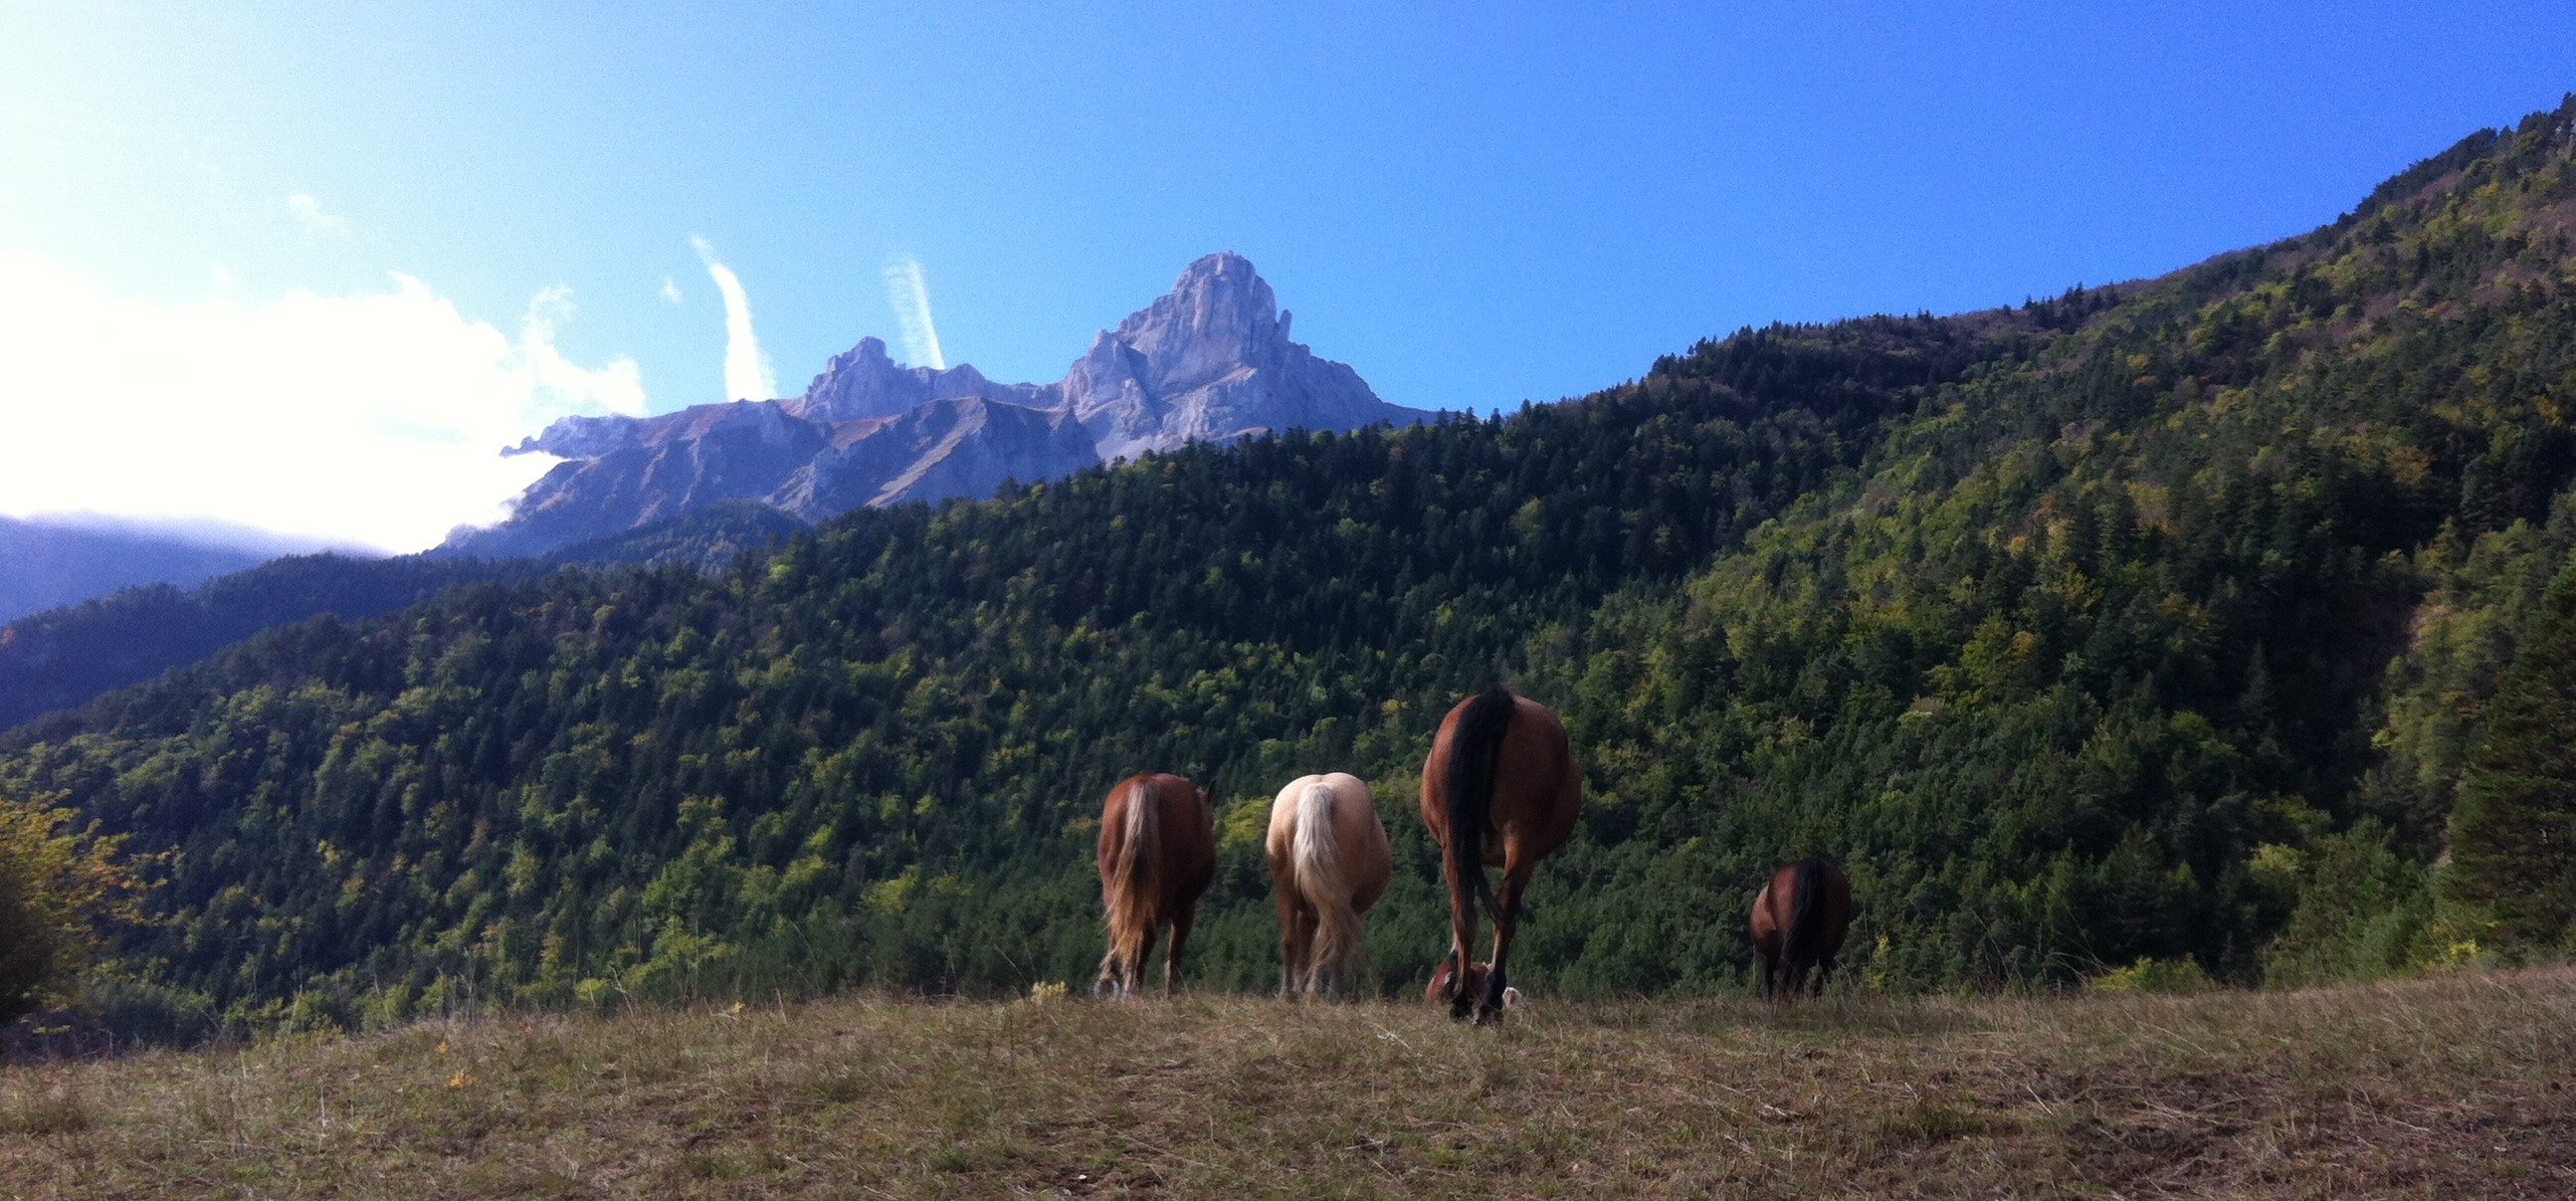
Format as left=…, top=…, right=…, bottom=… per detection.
left=4, top=3, right=2573, bottom=549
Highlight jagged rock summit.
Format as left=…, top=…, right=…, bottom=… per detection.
left=1067, top=253, right=1398, bottom=462
left=791, top=336, right=1059, bottom=423
left=443, top=254, right=1419, bottom=559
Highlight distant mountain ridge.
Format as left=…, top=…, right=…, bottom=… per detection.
left=444, top=253, right=1420, bottom=558
left=0, top=500, right=802, bottom=732
left=0, top=516, right=283, bottom=626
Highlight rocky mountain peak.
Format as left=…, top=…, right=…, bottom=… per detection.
left=445, top=252, right=1420, bottom=556
left=1109, top=252, right=1284, bottom=379
left=791, top=335, right=1057, bottom=423
left=1066, top=252, right=1399, bottom=462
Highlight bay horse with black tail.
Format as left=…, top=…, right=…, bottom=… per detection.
left=1267, top=772, right=1393, bottom=998
left=1093, top=773, right=1217, bottom=998
left=1749, top=858, right=1853, bottom=1000
left=1420, top=685, right=1581, bottom=1024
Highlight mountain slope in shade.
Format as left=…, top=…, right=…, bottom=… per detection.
left=0, top=517, right=286, bottom=625
left=441, top=253, right=1422, bottom=558
left=0, top=500, right=806, bottom=732
left=774, top=396, right=1100, bottom=516
left=453, top=401, right=829, bottom=559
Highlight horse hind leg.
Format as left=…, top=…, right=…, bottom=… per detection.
left=1163, top=903, right=1197, bottom=998
left=1442, top=869, right=1482, bottom=1022
left=1125, top=924, right=1158, bottom=999
left=1306, top=916, right=1345, bottom=998
left=1478, top=849, right=1539, bottom=1025
left=1288, top=904, right=1319, bottom=999
left=1312, top=927, right=1348, bottom=998
left=1097, top=918, right=1137, bottom=996
left=1277, top=892, right=1315, bottom=999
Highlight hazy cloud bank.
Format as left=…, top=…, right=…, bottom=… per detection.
left=0, top=253, right=646, bottom=553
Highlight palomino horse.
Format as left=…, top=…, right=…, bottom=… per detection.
left=1420, top=685, right=1582, bottom=1024
left=1093, top=773, right=1217, bottom=998
left=1266, top=772, right=1393, bottom=998
left=1749, top=858, right=1853, bottom=999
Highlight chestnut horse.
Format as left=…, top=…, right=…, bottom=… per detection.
left=1266, top=772, right=1393, bottom=998
left=1749, top=858, right=1853, bottom=1000
left=1420, top=685, right=1581, bottom=1024
left=1093, top=773, right=1217, bottom=998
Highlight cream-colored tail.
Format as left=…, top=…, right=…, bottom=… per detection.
left=1095, top=780, right=1159, bottom=997
left=1292, top=781, right=1364, bottom=996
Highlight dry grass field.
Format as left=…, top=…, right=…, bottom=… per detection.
left=4, top=968, right=2573, bottom=1198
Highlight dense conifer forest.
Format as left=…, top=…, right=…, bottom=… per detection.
left=6, top=99, right=2576, bottom=1037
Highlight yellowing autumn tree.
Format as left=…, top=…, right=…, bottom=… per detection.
left=0, top=790, right=147, bottom=1025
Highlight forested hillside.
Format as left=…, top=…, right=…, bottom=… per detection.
left=5, top=99, right=2573, bottom=1036
left=0, top=500, right=806, bottom=732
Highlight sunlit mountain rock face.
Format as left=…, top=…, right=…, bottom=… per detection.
left=442, top=253, right=1419, bottom=558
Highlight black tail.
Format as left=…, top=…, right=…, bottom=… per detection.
left=1781, top=858, right=1827, bottom=971
left=1443, top=685, right=1517, bottom=921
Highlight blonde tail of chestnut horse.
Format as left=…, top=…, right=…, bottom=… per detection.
left=1292, top=780, right=1363, bottom=995
left=1095, top=779, right=1159, bottom=996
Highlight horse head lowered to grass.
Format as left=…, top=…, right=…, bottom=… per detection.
left=1424, top=959, right=1521, bottom=1010
left=1093, top=773, right=1217, bottom=998
left=1420, top=684, right=1581, bottom=1025
left=1267, top=771, right=1393, bottom=999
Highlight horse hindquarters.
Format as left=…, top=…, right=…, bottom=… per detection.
left=1807, top=863, right=1854, bottom=997
left=1751, top=859, right=1852, bottom=1001
left=1159, top=781, right=1219, bottom=998
left=1292, top=782, right=1366, bottom=997
left=1480, top=700, right=1583, bottom=1024
left=1094, top=779, right=1161, bottom=998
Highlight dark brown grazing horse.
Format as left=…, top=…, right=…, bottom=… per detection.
left=1093, top=773, right=1217, bottom=998
left=1749, top=858, right=1853, bottom=1000
left=1420, top=685, right=1582, bottom=1024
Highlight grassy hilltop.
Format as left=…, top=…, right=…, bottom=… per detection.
left=6, top=967, right=2573, bottom=1198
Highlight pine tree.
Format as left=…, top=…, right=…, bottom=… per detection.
left=2446, top=557, right=2576, bottom=951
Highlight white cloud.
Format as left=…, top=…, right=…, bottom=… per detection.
left=691, top=237, right=776, bottom=401
left=659, top=275, right=683, bottom=304
left=287, top=192, right=350, bottom=237
left=882, top=255, right=946, bottom=369
left=0, top=252, right=646, bottom=553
